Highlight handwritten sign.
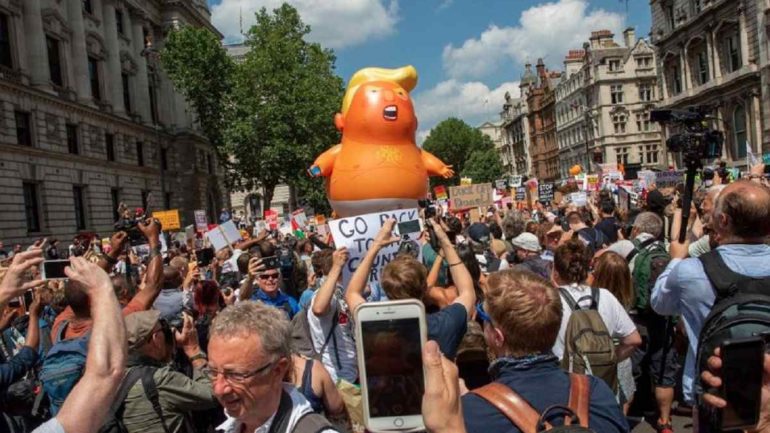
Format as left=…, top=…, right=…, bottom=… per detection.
left=538, top=183, right=554, bottom=204
left=449, top=183, right=492, bottom=209
left=194, top=210, right=208, bottom=233
left=510, top=175, right=523, bottom=187
left=434, top=185, right=448, bottom=201
left=655, top=170, right=685, bottom=188
left=329, top=208, right=420, bottom=287
left=153, top=209, right=181, bottom=231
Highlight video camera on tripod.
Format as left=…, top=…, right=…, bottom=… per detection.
left=650, top=106, right=724, bottom=242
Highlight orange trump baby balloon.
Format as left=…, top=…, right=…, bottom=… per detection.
left=308, top=66, right=454, bottom=217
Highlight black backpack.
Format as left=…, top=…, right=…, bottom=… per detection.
left=99, top=366, right=170, bottom=433
left=577, top=228, right=606, bottom=254
left=695, top=250, right=770, bottom=412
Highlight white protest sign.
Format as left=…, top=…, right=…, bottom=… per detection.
left=570, top=192, right=588, bottom=207
left=329, top=208, right=420, bottom=287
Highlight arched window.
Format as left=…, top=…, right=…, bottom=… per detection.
left=733, top=105, right=747, bottom=159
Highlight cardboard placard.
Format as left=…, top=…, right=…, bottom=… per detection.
left=204, top=220, right=242, bottom=252
left=434, top=185, right=448, bottom=201
left=448, top=183, right=492, bottom=209
left=570, top=192, right=588, bottom=207
left=514, top=187, right=526, bottom=201
left=329, top=208, right=421, bottom=287
left=152, top=209, right=181, bottom=231
left=655, top=170, right=685, bottom=188
left=468, top=208, right=481, bottom=222
left=194, top=210, right=208, bottom=233
left=538, top=183, right=554, bottom=204
left=292, top=209, right=308, bottom=228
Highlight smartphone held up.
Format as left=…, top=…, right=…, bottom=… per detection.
left=40, top=259, right=70, bottom=280
left=354, top=300, right=427, bottom=432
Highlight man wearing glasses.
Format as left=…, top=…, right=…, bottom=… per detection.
left=239, top=252, right=300, bottom=319
left=119, top=310, right=218, bottom=433
left=208, top=302, right=337, bottom=433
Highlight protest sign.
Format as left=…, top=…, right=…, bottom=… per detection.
left=316, top=223, right=329, bottom=237
left=514, top=187, right=526, bottom=201
left=655, top=170, right=685, bottom=188
left=329, top=208, right=420, bottom=286
left=264, top=210, right=279, bottom=230
left=538, top=183, right=554, bottom=204
left=510, top=175, right=523, bottom=187
left=460, top=177, right=473, bottom=186
left=184, top=225, right=195, bottom=242
left=193, top=210, right=208, bottom=233
left=495, top=179, right=507, bottom=191
left=433, top=185, right=448, bottom=201
left=469, top=208, right=481, bottom=222
left=570, top=192, right=587, bottom=207
left=586, top=174, right=600, bottom=191
left=205, top=220, right=243, bottom=252
left=617, top=186, right=630, bottom=212
left=448, top=183, right=492, bottom=209
left=291, top=209, right=308, bottom=228
left=153, top=209, right=181, bottom=231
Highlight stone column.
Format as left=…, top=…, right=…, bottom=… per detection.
left=711, top=28, right=722, bottom=79
left=738, top=8, right=750, bottom=70
left=752, top=92, right=762, bottom=156
left=67, top=0, right=92, bottom=103
left=102, top=0, right=124, bottom=114
left=682, top=46, right=692, bottom=91
left=22, top=0, right=51, bottom=90
left=705, top=31, right=716, bottom=81
left=131, top=14, right=151, bottom=122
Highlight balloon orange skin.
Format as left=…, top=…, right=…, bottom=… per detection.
left=310, top=79, right=453, bottom=217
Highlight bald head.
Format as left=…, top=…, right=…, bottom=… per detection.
left=162, top=266, right=183, bottom=290
left=714, top=181, right=770, bottom=241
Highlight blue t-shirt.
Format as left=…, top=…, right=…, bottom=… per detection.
left=427, top=303, right=467, bottom=359
left=299, top=289, right=316, bottom=310
left=251, top=289, right=300, bottom=319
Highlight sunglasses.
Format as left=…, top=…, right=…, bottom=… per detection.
left=476, top=302, right=492, bottom=324
left=258, top=273, right=280, bottom=280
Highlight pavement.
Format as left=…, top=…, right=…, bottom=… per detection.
left=631, top=414, right=693, bottom=433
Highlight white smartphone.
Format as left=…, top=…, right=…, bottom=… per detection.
left=355, top=300, right=427, bottom=432
left=40, top=259, right=70, bottom=280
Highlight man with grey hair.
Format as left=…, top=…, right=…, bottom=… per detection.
left=688, top=184, right=727, bottom=258
left=207, top=302, right=338, bottom=433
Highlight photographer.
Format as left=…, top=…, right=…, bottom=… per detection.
left=238, top=243, right=300, bottom=319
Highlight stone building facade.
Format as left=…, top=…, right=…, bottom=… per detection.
left=555, top=50, right=590, bottom=179
left=499, top=89, right=531, bottom=177
left=583, top=29, right=664, bottom=172
left=0, top=0, right=228, bottom=247
left=526, top=59, right=561, bottom=182
left=650, top=0, right=764, bottom=165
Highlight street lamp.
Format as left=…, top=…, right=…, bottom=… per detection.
left=140, top=42, right=167, bottom=210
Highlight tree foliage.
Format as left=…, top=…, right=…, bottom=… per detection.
left=461, top=149, right=504, bottom=184
left=162, top=4, right=343, bottom=210
left=422, top=118, right=495, bottom=187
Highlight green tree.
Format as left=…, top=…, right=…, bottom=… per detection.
left=161, top=26, right=234, bottom=182
left=422, top=118, right=494, bottom=187
left=228, top=4, right=343, bottom=208
left=461, top=148, right=504, bottom=184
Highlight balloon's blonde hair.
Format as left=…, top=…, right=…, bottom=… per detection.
left=341, top=65, right=418, bottom=116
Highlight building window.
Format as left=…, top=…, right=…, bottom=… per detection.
left=0, top=13, right=12, bottom=68
left=136, top=141, right=144, bottom=166
left=666, top=4, right=675, bottom=30
left=115, top=8, right=125, bottom=35
left=636, top=56, right=652, bottom=68
left=615, top=146, right=630, bottom=165
left=141, top=190, right=149, bottom=211
left=73, top=186, right=87, bottom=230
left=66, top=124, right=79, bottom=154
left=611, top=85, right=624, bottom=104
left=88, top=57, right=100, bottom=100
left=83, top=0, right=93, bottom=14
left=148, top=79, right=158, bottom=124
left=636, top=111, right=652, bottom=132
left=206, top=153, right=214, bottom=174
left=695, top=47, right=709, bottom=85
left=643, top=144, right=659, bottom=164
left=160, top=148, right=168, bottom=171
left=15, top=111, right=31, bottom=146
left=105, top=133, right=115, bottom=161
left=669, top=60, right=683, bottom=96
left=46, top=36, right=63, bottom=87
left=724, top=31, right=742, bottom=73
left=22, top=182, right=41, bottom=232
left=164, top=192, right=172, bottom=210
left=693, top=0, right=702, bottom=13
left=639, top=83, right=654, bottom=102
left=612, top=113, right=627, bottom=134
left=122, top=73, right=131, bottom=113
left=733, top=105, right=747, bottom=159
left=110, top=187, right=120, bottom=222
left=608, top=59, right=622, bottom=72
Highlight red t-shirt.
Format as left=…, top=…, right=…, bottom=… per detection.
left=52, top=297, right=144, bottom=340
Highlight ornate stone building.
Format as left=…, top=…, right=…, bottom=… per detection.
left=0, top=0, right=228, bottom=247
left=526, top=59, right=561, bottom=182
left=650, top=0, right=763, bottom=166
left=499, top=87, right=531, bottom=177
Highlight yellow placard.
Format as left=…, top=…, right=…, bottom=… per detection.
left=153, top=209, right=181, bottom=231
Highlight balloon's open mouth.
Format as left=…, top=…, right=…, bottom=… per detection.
left=383, top=105, right=398, bottom=121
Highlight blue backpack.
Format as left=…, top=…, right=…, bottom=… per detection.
left=39, top=321, right=90, bottom=416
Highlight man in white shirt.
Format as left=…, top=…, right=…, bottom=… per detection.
left=308, top=248, right=357, bottom=383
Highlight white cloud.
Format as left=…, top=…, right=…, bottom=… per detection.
left=442, top=0, right=624, bottom=78
left=211, top=0, right=400, bottom=49
left=413, top=79, right=520, bottom=143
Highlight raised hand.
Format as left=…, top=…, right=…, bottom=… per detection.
left=0, top=249, right=44, bottom=305
left=65, top=257, right=113, bottom=296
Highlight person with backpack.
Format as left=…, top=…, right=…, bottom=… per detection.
left=462, top=269, right=629, bottom=433
left=112, top=310, right=217, bottom=433
left=306, top=247, right=357, bottom=383
left=616, top=211, right=680, bottom=433
left=32, top=257, right=127, bottom=433
left=552, top=240, right=641, bottom=393
left=566, top=211, right=608, bottom=255
left=651, top=181, right=770, bottom=415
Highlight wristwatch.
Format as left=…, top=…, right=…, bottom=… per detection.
left=189, top=352, right=207, bottom=362
left=148, top=245, right=162, bottom=260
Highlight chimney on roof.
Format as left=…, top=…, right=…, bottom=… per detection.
left=536, top=58, right=545, bottom=76
left=623, top=27, right=636, bottom=48
left=590, top=29, right=614, bottom=49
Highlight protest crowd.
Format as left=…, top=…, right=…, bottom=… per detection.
left=0, top=159, right=769, bottom=433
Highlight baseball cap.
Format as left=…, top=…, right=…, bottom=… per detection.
left=467, top=223, right=491, bottom=244
left=125, top=310, right=161, bottom=350
left=511, top=232, right=541, bottom=253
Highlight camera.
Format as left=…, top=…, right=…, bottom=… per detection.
left=418, top=199, right=436, bottom=219
left=650, top=107, right=723, bottom=168
left=114, top=202, right=148, bottom=246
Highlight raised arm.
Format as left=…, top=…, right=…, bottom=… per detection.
left=53, top=258, right=126, bottom=433
left=238, top=257, right=265, bottom=302
left=0, top=249, right=44, bottom=309
left=428, top=220, right=476, bottom=317
left=127, top=219, right=163, bottom=310
left=96, top=232, right=128, bottom=273
left=421, top=150, right=454, bottom=178
left=426, top=248, right=444, bottom=289
left=346, top=219, right=400, bottom=313
left=312, top=248, right=348, bottom=317
left=309, top=144, right=342, bottom=177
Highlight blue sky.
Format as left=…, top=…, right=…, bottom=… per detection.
left=206, top=0, right=652, bottom=141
